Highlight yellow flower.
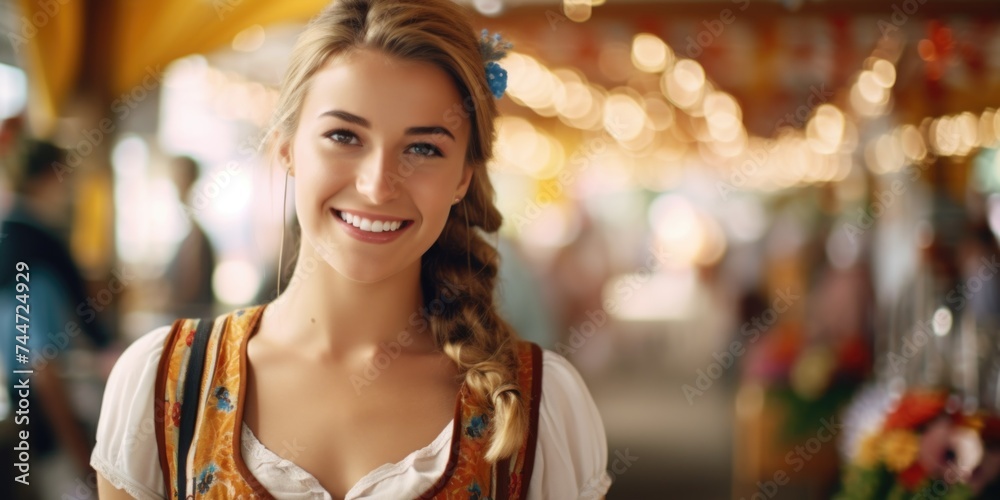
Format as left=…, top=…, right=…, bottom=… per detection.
left=855, top=433, right=881, bottom=468
left=960, top=415, right=984, bottom=431
left=790, top=347, right=835, bottom=400
left=880, top=429, right=920, bottom=472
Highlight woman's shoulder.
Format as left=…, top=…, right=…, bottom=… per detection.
left=534, top=347, right=604, bottom=422
left=527, top=346, right=613, bottom=499
left=118, top=325, right=173, bottom=366
left=511, top=341, right=598, bottom=407
left=90, top=325, right=174, bottom=500
left=100, top=324, right=177, bottom=422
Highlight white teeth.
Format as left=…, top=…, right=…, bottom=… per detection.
left=338, top=211, right=405, bottom=233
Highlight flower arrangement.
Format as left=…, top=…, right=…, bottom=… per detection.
left=744, top=322, right=872, bottom=439
left=837, top=390, right=1000, bottom=499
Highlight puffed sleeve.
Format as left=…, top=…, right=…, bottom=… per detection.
left=528, top=350, right=612, bottom=499
left=90, top=326, right=172, bottom=500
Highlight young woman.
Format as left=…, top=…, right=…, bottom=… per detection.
left=90, top=0, right=610, bottom=498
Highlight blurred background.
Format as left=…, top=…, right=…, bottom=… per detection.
left=1, top=0, right=1000, bottom=498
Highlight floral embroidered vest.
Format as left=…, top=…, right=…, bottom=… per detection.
left=154, top=304, right=543, bottom=499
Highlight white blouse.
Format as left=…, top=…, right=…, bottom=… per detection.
left=90, top=326, right=612, bottom=499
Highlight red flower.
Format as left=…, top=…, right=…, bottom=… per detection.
left=771, top=324, right=804, bottom=368
left=509, top=472, right=521, bottom=494
left=898, top=462, right=928, bottom=491
left=835, top=333, right=871, bottom=378
left=884, top=391, right=948, bottom=431
left=981, top=416, right=1000, bottom=448
left=171, top=401, right=182, bottom=427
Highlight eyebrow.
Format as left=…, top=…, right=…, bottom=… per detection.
left=319, top=110, right=456, bottom=141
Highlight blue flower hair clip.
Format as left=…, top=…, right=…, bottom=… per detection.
left=480, top=29, right=513, bottom=99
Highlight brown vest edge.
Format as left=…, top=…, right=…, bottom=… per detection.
left=154, top=318, right=189, bottom=499
left=517, top=342, right=544, bottom=498
left=230, top=306, right=278, bottom=499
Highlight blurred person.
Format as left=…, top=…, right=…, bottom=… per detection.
left=163, top=156, right=217, bottom=319
left=0, top=138, right=113, bottom=498
left=91, top=1, right=610, bottom=499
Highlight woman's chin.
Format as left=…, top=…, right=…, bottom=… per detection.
left=330, top=259, right=414, bottom=285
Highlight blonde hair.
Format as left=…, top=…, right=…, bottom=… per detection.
left=267, top=0, right=526, bottom=462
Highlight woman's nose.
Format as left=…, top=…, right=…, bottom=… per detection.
left=356, top=150, right=404, bottom=204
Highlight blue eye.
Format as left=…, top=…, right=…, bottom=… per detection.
left=324, top=129, right=359, bottom=145
left=408, top=143, right=443, bottom=157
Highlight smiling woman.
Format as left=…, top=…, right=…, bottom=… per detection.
left=286, top=48, right=474, bottom=280
left=89, top=0, right=610, bottom=499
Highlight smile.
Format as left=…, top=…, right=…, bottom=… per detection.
left=332, top=208, right=413, bottom=243
left=336, top=209, right=408, bottom=232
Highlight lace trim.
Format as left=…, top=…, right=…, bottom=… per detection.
left=91, top=455, right=164, bottom=500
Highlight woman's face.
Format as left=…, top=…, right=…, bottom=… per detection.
left=284, top=48, right=473, bottom=284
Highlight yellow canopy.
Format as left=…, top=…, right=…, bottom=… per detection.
left=20, top=0, right=331, bottom=133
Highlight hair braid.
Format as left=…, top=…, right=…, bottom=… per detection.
left=420, top=186, right=527, bottom=462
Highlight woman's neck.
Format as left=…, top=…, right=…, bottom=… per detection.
left=263, top=243, right=429, bottom=361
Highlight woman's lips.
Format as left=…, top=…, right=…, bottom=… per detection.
left=332, top=208, right=413, bottom=242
